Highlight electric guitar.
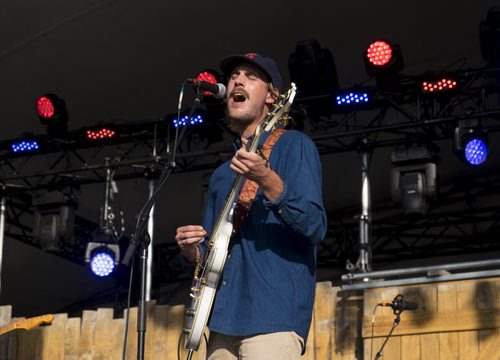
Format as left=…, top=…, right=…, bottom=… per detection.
left=183, top=84, right=297, bottom=353
left=0, top=314, right=54, bottom=336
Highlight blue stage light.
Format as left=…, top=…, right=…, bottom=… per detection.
left=11, top=140, right=39, bottom=153
left=173, top=114, right=204, bottom=128
left=453, top=122, right=489, bottom=166
left=90, top=251, right=115, bottom=277
left=335, top=92, right=370, bottom=105
left=464, top=138, right=488, bottom=165
left=85, top=242, right=120, bottom=277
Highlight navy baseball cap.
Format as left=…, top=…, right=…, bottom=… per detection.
left=219, top=53, right=283, bottom=91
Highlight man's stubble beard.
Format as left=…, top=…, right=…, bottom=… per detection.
left=227, top=114, right=254, bottom=134
left=226, top=103, right=268, bottom=135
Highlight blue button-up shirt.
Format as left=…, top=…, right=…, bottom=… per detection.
left=190, top=129, right=326, bottom=344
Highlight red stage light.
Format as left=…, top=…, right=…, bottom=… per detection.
left=363, top=40, right=403, bottom=82
left=35, top=93, right=68, bottom=137
left=194, top=70, right=221, bottom=97
left=422, top=78, right=458, bottom=93
left=195, top=71, right=218, bottom=84
left=366, top=40, right=393, bottom=66
left=86, top=128, right=116, bottom=140
left=36, top=95, right=56, bottom=119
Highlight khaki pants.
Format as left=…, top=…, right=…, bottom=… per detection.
left=207, top=331, right=304, bottom=360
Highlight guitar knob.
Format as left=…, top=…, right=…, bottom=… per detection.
left=182, top=327, right=191, bottom=334
left=185, top=308, right=196, bottom=316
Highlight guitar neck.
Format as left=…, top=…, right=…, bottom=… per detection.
left=0, top=323, right=15, bottom=336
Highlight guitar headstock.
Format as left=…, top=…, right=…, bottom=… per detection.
left=17, top=314, right=54, bottom=330
left=262, top=83, right=297, bottom=132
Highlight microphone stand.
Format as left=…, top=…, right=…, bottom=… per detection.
left=121, top=90, right=204, bottom=360
left=374, top=294, right=405, bottom=360
left=374, top=312, right=400, bottom=360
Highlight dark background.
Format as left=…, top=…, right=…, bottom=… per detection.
left=0, top=0, right=499, bottom=317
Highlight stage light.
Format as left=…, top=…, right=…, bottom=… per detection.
left=480, top=6, right=500, bottom=63
left=421, top=78, right=458, bottom=93
left=391, top=143, right=438, bottom=215
left=453, top=121, right=488, bottom=166
left=193, top=69, right=224, bottom=97
left=173, top=114, right=204, bottom=128
left=333, top=89, right=372, bottom=111
left=33, top=190, right=77, bottom=253
left=363, top=40, right=404, bottom=86
left=11, top=140, right=39, bottom=153
left=86, top=127, right=116, bottom=140
left=288, top=38, right=339, bottom=96
left=35, top=93, right=69, bottom=137
left=85, top=242, right=120, bottom=277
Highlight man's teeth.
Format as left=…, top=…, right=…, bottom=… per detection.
left=233, top=93, right=246, bottom=102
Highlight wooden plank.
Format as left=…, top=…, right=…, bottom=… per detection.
left=364, top=336, right=384, bottom=360
left=94, top=308, right=120, bottom=359
left=401, top=334, right=420, bottom=360
left=64, top=317, right=81, bottom=360
left=439, top=332, right=460, bottom=360
left=146, top=302, right=168, bottom=360
left=415, top=284, right=438, bottom=313
left=16, top=327, right=42, bottom=360
left=329, top=287, right=340, bottom=360
left=313, top=281, right=334, bottom=360
left=124, top=307, right=138, bottom=360
left=0, top=306, right=13, bottom=360
left=478, top=328, right=500, bottom=360
left=165, top=305, right=187, bottom=360
left=362, top=309, right=500, bottom=337
left=336, top=290, right=362, bottom=360
left=382, top=334, right=401, bottom=359
left=458, top=330, right=479, bottom=359
left=0, top=305, right=12, bottom=326
left=438, top=283, right=459, bottom=360
left=476, top=280, right=497, bottom=310
left=40, top=313, right=66, bottom=360
left=457, top=281, right=476, bottom=310
left=457, top=282, right=479, bottom=360
left=420, top=333, right=439, bottom=360
left=79, top=310, right=97, bottom=358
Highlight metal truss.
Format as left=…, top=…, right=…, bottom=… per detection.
left=319, top=171, right=500, bottom=270
left=1, top=65, right=500, bottom=280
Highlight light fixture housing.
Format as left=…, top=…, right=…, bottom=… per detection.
left=391, top=143, right=438, bottom=215
left=479, top=6, right=500, bottom=63
left=33, top=190, right=77, bottom=253
left=288, top=38, right=339, bottom=96
left=453, top=121, right=489, bottom=166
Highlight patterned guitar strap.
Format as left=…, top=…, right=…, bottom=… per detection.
left=232, top=128, right=287, bottom=233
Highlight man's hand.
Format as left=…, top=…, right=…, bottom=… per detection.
left=230, top=137, right=284, bottom=201
left=175, top=225, right=206, bottom=263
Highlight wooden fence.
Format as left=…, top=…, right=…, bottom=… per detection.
left=0, top=277, right=498, bottom=359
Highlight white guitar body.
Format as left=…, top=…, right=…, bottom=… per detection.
left=184, top=208, right=235, bottom=350
left=184, top=84, right=297, bottom=352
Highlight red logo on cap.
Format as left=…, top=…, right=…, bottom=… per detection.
left=245, top=53, right=257, bottom=59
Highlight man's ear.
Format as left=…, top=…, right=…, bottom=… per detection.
left=265, top=88, right=279, bottom=105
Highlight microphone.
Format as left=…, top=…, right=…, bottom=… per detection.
left=187, top=78, right=226, bottom=99
left=379, top=295, right=418, bottom=312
